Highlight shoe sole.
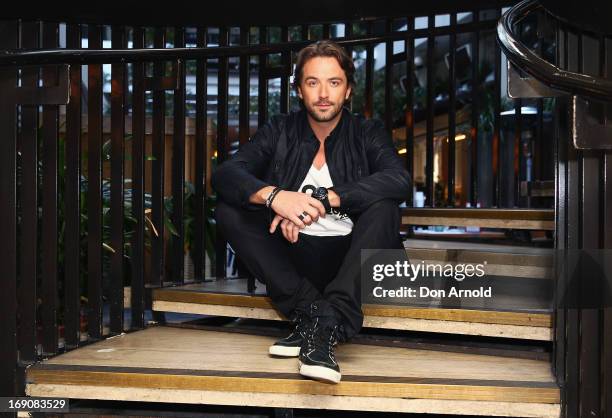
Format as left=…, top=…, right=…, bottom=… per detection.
left=269, top=345, right=301, bottom=357
left=298, top=361, right=341, bottom=384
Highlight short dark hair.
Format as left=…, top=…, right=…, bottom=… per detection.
left=292, top=40, right=355, bottom=97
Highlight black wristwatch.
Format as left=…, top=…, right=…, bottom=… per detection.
left=312, top=187, right=332, bottom=213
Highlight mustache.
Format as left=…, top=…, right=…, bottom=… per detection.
left=314, top=101, right=334, bottom=106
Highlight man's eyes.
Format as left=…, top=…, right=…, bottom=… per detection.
left=306, top=80, right=341, bottom=87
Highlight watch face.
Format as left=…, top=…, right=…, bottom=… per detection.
left=312, top=187, right=327, bottom=200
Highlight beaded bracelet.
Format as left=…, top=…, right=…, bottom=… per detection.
left=265, top=187, right=282, bottom=208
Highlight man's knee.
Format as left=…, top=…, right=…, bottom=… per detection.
left=362, top=199, right=400, bottom=221
left=215, top=200, right=241, bottom=234
left=355, top=199, right=402, bottom=246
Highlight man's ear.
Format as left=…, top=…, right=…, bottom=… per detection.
left=297, top=85, right=303, bottom=99
left=345, top=85, right=352, bottom=100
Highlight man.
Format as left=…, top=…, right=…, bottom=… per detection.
left=212, top=40, right=411, bottom=384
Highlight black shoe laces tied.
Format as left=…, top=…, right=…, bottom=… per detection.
left=307, top=318, right=339, bottom=361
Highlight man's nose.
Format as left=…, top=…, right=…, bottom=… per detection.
left=319, top=83, right=329, bottom=99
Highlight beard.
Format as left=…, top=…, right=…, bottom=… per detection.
left=303, top=99, right=345, bottom=123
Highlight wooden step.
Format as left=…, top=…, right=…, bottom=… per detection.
left=152, top=278, right=553, bottom=341
left=25, top=326, right=560, bottom=418
left=404, top=239, right=553, bottom=279
left=402, top=208, right=555, bottom=230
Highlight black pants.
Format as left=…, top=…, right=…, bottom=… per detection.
left=215, top=199, right=404, bottom=340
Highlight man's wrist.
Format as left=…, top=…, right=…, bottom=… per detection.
left=328, top=189, right=341, bottom=207
left=249, top=185, right=276, bottom=205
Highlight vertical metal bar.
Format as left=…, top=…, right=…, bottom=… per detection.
left=405, top=17, right=414, bottom=207
left=603, top=29, right=612, bottom=418
left=239, top=26, right=250, bottom=145
left=238, top=26, right=255, bottom=293
left=0, top=18, right=19, bottom=398
left=322, top=23, right=330, bottom=39
left=553, top=24, right=567, bottom=396
left=280, top=26, right=290, bottom=114
left=172, top=27, right=186, bottom=284
left=344, top=21, right=354, bottom=112
left=217, top=26, right=229, bottom=278
left=130, top=26, right=145, bottom=329
left=64, top=23, right=82, bottom=346
left=534, top=108, right=544, bottom=184
left=344, top=21, right=353, bottom=41
left=87, top=24, right=104, bottom=340
left=364, top=22, right=374, bottom=118
left=41, top=21, right=59, bottom=354
left=447, top=14, right=457, bottom=207
left=109, top=25, right=126, bottom=334
left=151, top=27, right=166, bottom=287
left=564, top=29, right=580, bottom=418
left=579, top=31, right=602, bottom=418
left=194, top=27, right=207, bottom=281
left=493, top=12, right=502, bottom=207
left=301, top=25, right=309, bottom=41
left=580, top=154, right=602, bottom=417
left=425, top=15, right=434, bottom=207
left=470, top=12, right=480, bottom=207
left=514, top=98, right=522, bottom=207
left=258, top=26, right=268, bottom=126
left=534, top=24, right=545, bottom=184
left=384, top=19, right=393, bottom=132
left=552, top=99, right=565, bottom=384
left=17, top=20, right=39, bottom=362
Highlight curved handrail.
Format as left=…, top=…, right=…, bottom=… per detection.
left=497, top=0, right=612, bottom=101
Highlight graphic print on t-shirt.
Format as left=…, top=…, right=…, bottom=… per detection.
left=297, top=163, right=353, bottom=236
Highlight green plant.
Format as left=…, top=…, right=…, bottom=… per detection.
left=163, top=180, right=217, bottom=271
left=16, top=127, right=218, bottom=327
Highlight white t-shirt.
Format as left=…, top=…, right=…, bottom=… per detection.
left=297, top=163, right=353, bottom=236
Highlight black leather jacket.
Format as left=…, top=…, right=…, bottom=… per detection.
left=211, top=107, right=411, bottom=216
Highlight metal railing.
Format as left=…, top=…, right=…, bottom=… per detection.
left=497, top=0, right=612, bottom=100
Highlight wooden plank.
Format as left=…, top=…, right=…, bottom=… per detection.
left=402, top=208, right=555, bottom=230
left=405, top=248, right=552, bottom=279
left=406, top=248, right=551, bottom=266
left=152, top=279, right=552, bottom=341
left=27, top=385, right=561, bottom=418
left=25, top=327, right=559, bottom=406
left=153, top=300, right=552, bottom=340
left=153, top=291, right=551, bottom=327
left=153, top=281, right=551, bottom=326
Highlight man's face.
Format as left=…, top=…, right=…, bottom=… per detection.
left=297, top=56, right=352, bottom=123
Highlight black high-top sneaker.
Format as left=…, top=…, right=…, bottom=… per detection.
left=298, top=302, right=343, bottom=384
left=269, top=308, right=311, bottom=357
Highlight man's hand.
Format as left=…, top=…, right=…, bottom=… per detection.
left=269, top=190, right=326, bottom=228
left=270, top=214, right=302, bottom=243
